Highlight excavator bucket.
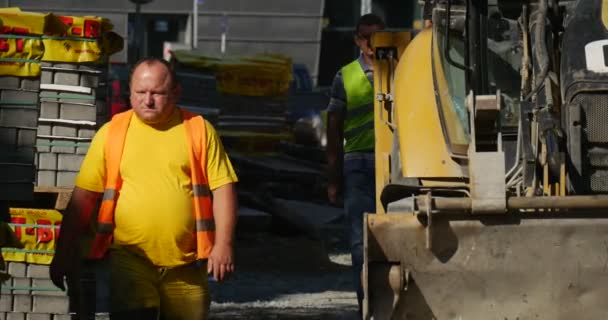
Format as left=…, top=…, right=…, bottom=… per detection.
left=363, top=212, right=608, bottom=319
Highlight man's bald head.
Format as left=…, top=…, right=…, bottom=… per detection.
left=129, top=57, right=178, bottom=89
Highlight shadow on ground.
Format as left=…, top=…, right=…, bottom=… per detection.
left=210, top=230, right=354, bottom=303
left=209, top=307, right=359, bottom=320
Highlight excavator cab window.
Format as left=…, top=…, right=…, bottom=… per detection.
left=432, top=5, right=469, bottom=156
left=431, top=3, right=523, bottom=156
left=486, top=8, right=522, bottom=129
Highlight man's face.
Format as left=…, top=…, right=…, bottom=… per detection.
left=355, top=24, right=384, bottom=58
left=129, top=62, right=180, bottom=125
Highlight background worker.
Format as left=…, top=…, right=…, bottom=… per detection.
left=423, top=0, right=434, bottom=28
left=50, top=57, right=238, bottom=320
left=325, top=13, right=385, bottom=316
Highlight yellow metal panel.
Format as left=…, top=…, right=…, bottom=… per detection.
left=372, top=31, right=411, bottom=214
left=603, top=0, right=608, bottom=30
left=394, top=29, right=465, bottom=178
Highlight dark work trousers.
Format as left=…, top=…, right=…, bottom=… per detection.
left=343, top=153, right=376, bottom=316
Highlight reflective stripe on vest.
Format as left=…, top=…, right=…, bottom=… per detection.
left=87, top=109, right=215, bottom=260
left=342, top=59, right=375, bottom=153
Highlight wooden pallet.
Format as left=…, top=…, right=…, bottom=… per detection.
left=9, top=186, right=73, bottom=211
left=35, top=186, right=73, bottom=210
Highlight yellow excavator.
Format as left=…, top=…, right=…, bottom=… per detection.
left=366, top=0, right=608, bottom=318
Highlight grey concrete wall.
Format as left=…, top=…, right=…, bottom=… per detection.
left=195, top=0, right=325, bottom=83
left=7, top=0, right=193, bottom=13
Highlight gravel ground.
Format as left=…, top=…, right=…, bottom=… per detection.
left=208, top=229, right=359, bottom=320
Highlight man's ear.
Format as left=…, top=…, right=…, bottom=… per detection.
left=354, top=35, right=363, bottom=49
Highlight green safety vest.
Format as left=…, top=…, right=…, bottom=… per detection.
left=342, top=59, right=375, bottom=153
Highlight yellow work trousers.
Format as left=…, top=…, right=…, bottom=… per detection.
left=108, top=246, right=210, bottom=320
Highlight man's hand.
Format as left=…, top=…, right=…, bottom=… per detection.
left=49, top=252, right=73, bottom=291
left=49, top=187, right=101, bottom=291
left=209, top=183, right=237, bottom=282
left=207, top=243, right=234, bottom=281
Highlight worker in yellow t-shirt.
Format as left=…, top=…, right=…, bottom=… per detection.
left=50, top=58, right=238, bottom=320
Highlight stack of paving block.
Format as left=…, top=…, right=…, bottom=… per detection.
left=0, top=8, right=123, bottom=192
left=0, top=77, right=40, bottom=201
left=35, top=62, right=109, bottom=188
left=217, top=95, right=294, bottom=153
left=215, top=53, right=292, bottom=133
left=213, top=53, right=294, bottom=152
left=1, top=262, right=71, bottom=320
left=174, top=66, right=220, bottom=125
left=0, top=208, right=109, bottom=319
left=0, top=8, right=122, bottom=320
left=217, top=94, right=289, bottom=134
left=170, top=50, right=293, bottom=138
left=2, top=262, right=111, bottom=319
left=31, top=11, right=121, bottom=188
left=0, top=8, right=58, bottom=201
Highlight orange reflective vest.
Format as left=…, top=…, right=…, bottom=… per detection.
left=88, top=108, right=215, bottom=260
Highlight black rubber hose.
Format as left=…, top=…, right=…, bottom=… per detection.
left=527, top=0, right=550, bottom=102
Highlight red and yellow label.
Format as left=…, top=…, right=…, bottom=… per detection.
left=56, top=15, right=113, bottom=39
left=1, top=208, right=63, bottom=265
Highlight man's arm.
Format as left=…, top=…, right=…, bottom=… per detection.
left=326, top=70, right=347, bottom=205
left=207, top=183, right=237, bottom=281
left=326, top=109, right=345, bottom=204
left=50, top=187, right=102, bottom=290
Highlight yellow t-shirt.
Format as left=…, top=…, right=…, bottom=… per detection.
left=75, top=109, right=238, bottom=267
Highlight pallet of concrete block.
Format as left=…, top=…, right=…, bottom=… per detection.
left=35, top=136, right=92, bottom=188
left=0, top=77, right=41, bottom=201
left=170, top=50, right=293, bottom=129
left=1, top=261, right=110, bottom=320
left=35, top=63, right=108, bottom=188
left=32, top=11, right=122, bottom=189
left=1, top=262, right=70, bottom=319
left=34, top=12, right=124, bottom=188
left=217, top=94, right=289, bottom=134
left=0, top=9, right=65, bottom=202
left=0, top=207, right=109, bottom=319
left=214, top=53, right=292, bottom=98
left=36, top=12, right=123, bottom=130
left=40, top=62, right=110, bottom=127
